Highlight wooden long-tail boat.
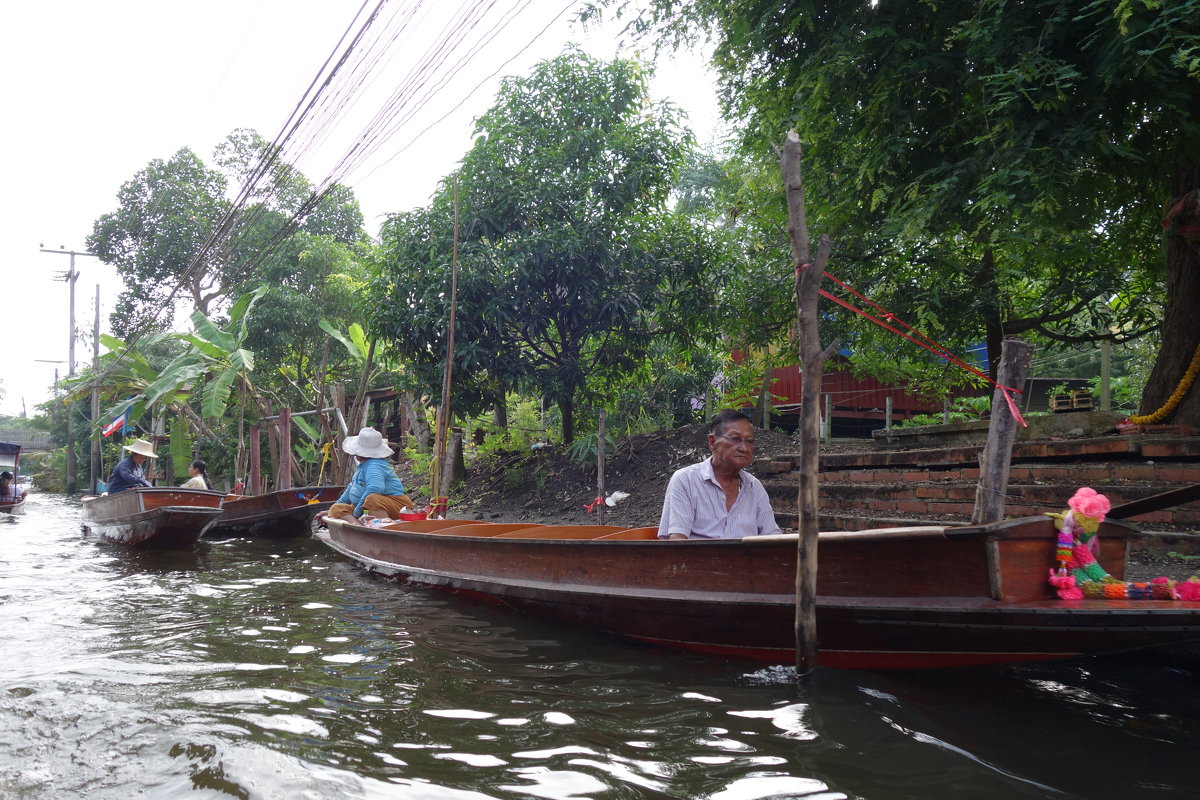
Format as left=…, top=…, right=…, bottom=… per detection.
left=81, top=487, right=226, bottom=547
left=207, top=485, right=344, bottom=538
left=0, top=490, right=26, bottom=515
left=0, top=441, right=28, bottom=515
left=316, top=516, right=1200, bottom=669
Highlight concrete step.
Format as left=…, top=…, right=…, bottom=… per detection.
left=760, top=435, right=1200, bottom=475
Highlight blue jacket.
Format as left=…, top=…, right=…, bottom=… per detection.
left=107, top=455, right=153, bottom=494
left=337, top=458, right=407, bottom=516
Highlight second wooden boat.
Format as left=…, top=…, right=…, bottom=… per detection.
left=207, top=485, right=344, bottom=537
left=317, top=516, right=1200, bottom=669
left=81, top=487, right=226, bottom=547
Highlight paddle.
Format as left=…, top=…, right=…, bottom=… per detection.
left=1106, top=484, right=1200, bottom=520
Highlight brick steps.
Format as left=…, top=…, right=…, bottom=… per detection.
left=757, top=434, right=1200, bottom=533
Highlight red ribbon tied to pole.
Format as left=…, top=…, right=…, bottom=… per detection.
left=817, top=269, right=1028, bottom=428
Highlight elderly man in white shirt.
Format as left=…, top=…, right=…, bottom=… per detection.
left=657, top=409, right=783, bottom=540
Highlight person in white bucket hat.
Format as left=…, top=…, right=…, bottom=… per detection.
left=105, top=438, right=158, bottom=494
left=318, top=427, right=414, bottom=525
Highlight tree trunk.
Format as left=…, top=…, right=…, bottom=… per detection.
left=332, top=384, right=348, bottom=484
left=492, top=384, right=508, bottom=431
left=439, top=428, right=465, bottom=494
left=559, top=396, right=574, bottom=444
left=403, top=391, right=432, bottom=452
left=976, top=248, right=1005, bottom=383
left=347, top=339, right=377, bottom=434
left=753, top=359, right=773, bottom=428
left=1139, top=153, right=1200, bottom=427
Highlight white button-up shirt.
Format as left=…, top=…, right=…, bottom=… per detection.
left=657, top=457, right=782, bottom=539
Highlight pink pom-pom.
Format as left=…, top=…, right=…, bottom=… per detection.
left=1048, top=569, right=1084, bottom=600
left=1177, top=579, right=1200, bottom=602
left=1068, top=487, right=1110, bottom=521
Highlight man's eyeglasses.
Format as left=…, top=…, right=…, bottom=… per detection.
left=716, top=434, right=756, bottom=447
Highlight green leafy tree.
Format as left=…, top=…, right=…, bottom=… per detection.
left=372, top=48, right=715, bottom=441
left=601, top=0, right=1200, bottom=423
left=89, top=129, right=369, bottom=344
left=88, top=148, right=227, bottom=336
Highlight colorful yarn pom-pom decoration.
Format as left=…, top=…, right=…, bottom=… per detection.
left=1047, top=487, right=1181, bottom=600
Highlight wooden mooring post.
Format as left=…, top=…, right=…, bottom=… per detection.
left=971, top=337, right=1034, bottom=524
left=780, top=131, right=839, bottom=678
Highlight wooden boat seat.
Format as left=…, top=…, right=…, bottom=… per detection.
left=751, top=526, right=949, bottom=543
left=422, top=522, right=547, bottom=537
left=596, top=526, right=659, bottom=540
left=496, top=525, right=626, bottom=539
left=379, top=519, right=483, bottom=532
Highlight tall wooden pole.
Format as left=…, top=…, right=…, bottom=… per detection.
left=431, top=179, right=461, bottom=513
left=596, top=409, right=607, bottom=525
left=277, top=407, right=292, bottom=491
left=971, top=337, right=1034, bottom=524
left=90, top=285, right=101, bottom=495
left=249, top=425, right=261, bottom=496
left=780, top=131, right=838, bottom=678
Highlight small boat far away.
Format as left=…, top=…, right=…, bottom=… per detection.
left=317, top=515, right=1200, bottom=670
left=207, top=485, right=344, bottom=538
left=0, top=441, right=29, bottom=515
left=81, top=487, right=226, bottom=547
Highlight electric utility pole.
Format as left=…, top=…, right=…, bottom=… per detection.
left=41, top=246, right=96, bottom=495
left=91, top=285, right=101, bottom=494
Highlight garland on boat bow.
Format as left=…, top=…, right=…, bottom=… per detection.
left=1048, top=487, right=1200, bottom=600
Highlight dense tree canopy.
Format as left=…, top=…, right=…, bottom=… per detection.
left=89, top=129, right=368, bottom=342
left=88, top=147, right=227, bottom=336
left=600, top=0, right=1200, bottom=423
left=371, top=49, right=722, bottom=441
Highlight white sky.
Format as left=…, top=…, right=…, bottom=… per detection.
left=1, top=0, right=721, bottom=417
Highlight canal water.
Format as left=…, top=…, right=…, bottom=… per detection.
left=3, top=493, right=1199, bottom=799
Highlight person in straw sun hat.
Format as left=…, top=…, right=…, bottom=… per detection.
left=317, top=427, right=415, bottom=525
left=105, top=438, right=158, bottom=495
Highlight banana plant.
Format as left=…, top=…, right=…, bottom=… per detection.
left=69, top=286, right=269, bottom=437
left=175, top=286, right=267, bottom=422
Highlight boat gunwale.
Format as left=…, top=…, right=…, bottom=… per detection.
left=318, top=530, right=1200, bottom=615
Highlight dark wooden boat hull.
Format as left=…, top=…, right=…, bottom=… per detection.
left=81, top=487, right=226, bottom=548
left=318, top=516, right=1200, bottom=669
left=208, top=486, right=343, bottom=537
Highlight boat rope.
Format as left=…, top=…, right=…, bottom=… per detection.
left=1127, top=341, right=1200, bottom=425
left=804, top=264, right=1027, bottom=427
left=583, top=496, right=604, bottom=513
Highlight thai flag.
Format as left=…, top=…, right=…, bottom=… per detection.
left=102, top=407, right=129, bottom=438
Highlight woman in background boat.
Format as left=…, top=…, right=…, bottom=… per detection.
left=657, top=409, right=782, bottom=540
left=181, top=459, right=212, bottom=490
left=0, top=471, right=16, bottom=498
left=105, top=439, right=157, bottom=494
left=316, top=427, right=415, bottom=525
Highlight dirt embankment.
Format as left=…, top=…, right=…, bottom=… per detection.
left=399, top=423, right=845, bottom=529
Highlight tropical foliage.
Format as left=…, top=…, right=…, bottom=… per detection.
left=370, top=48, right=724, bottom=441
left=593, top=0, right=1200, bottom=424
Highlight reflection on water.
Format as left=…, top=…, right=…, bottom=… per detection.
left=2, top=492, right=1198, bottom=798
